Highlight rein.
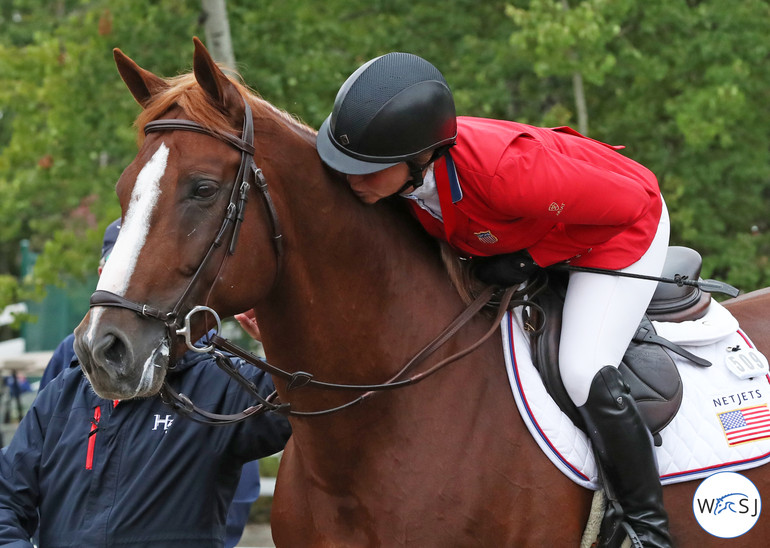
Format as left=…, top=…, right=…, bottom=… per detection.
left=160, top=284, right=514, bottom=423
left=210, top=284, right=515, bottom=417
left=88, top=97, right=513, bottom=423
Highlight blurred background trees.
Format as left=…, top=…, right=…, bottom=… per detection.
left=1, top=0, right=768, bottom=338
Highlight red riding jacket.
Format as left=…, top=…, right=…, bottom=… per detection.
left=406, top=117, right=662, bottom=269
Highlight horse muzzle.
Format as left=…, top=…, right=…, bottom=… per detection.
left=74, top=307, right=170, bottom=399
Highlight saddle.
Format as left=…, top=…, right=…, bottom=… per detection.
left=527, top=246, right=711, bottom=446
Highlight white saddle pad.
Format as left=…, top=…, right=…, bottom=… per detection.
left=502, top=299, right=770, bottom=490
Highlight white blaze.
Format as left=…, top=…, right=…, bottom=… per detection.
left=97, top=143, right=169, bottom=296
left=84, top=143, right=169, bottom=345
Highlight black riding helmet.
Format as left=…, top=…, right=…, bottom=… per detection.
left=317, top=52, right=457, bottom=185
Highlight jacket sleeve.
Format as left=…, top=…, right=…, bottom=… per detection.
left=229, top=362, right=291, bottom=461
left=487, top=136, right=654, bottom=231
left=0, top=394, right=48, bottom=547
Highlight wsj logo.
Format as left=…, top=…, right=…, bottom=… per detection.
left=693, top=472, right=761, bottom=538
left=153, top=414, right=174, bottom=432
left=696, top=492, right=759, bottom=517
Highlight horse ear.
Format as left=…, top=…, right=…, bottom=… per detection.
left=113, top=48, right=168, bottom=107
left=192, top=36, right=243, bottom=116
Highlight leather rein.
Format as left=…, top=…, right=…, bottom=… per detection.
left=89, top=97, right=512, bottom=424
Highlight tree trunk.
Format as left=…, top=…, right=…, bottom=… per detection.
left=560, top=0, right=588, bottom=135
left=572, top=70, right=588, bottom=135
left=200, top=0, right=236, bottom=70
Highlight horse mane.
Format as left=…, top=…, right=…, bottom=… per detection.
left=438, top=241, right=487, bottom=306
left=134, top=71, right=316, bottom=145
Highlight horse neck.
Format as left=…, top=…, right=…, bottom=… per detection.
left=253, top=145, right=469, bottom=401
left=248, top=134, right=532, bottom=501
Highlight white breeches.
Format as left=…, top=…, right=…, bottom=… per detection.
left=559, top=200, right=671, bottom=407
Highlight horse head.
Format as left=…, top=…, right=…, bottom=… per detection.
left=74, top=38, right=304, bottom=399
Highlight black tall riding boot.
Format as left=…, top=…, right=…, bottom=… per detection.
left=578, top=366, right=673, bottom=548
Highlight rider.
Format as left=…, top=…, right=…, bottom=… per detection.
left=316, top=52, right=672, bottom=547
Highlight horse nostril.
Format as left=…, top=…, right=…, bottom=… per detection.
left=96, top=333, right=128, bottom=367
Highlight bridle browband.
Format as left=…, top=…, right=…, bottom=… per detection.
left=89, top=95, right=513, bottom=424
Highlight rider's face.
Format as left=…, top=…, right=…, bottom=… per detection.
left=346, top=163, right=411, bottom=204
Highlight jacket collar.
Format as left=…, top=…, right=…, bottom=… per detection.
left=444, top=152, right=463, bottom=203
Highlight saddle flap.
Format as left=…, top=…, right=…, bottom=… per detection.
left=529, top=276, right=682, bottom=437
left=619, top=317, right=683, bottom=434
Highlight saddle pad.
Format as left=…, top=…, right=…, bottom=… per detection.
left=503, top=301, right=770, bottom=490
left=652, top=297, right=739, bottom=346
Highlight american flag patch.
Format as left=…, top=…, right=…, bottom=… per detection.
left=718, top=404, right=770, bottom=446
left=474, top=230, right=499, bottom=244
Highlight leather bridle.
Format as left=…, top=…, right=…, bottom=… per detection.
left=91, top=98, right=283, bottom=327
left=88, top=96, right=512, bottom=424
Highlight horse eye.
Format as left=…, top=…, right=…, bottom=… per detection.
left=193, top=181, right=219, bottom=199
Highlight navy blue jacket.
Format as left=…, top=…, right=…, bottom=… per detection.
left=38, top=334, right=76, bottom=391
left=0, top=348, right=290, bottom=547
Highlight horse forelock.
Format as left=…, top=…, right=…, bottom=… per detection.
left=133, top=72, right=316, bottom=145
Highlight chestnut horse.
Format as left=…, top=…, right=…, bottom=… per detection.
left=74, top=39, right=770, bottom=546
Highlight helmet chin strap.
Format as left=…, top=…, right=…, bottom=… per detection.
left=396, top=162, right=427, bottom=194
left=394, top=144, right=454, bottom=196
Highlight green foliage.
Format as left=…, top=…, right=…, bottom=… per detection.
left=505, top=0, right=770, bottom=290
left=0, top=0, right=198, bottom=308
left=1, top=0, right=769, bottom=315
left=0, top=275, right=18, bottom=307
left=507, top=0, right=632, bottom=85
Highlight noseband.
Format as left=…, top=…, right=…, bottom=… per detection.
left=89, top=94, right=513, bottom=424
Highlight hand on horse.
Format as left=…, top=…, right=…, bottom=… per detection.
left=234, top=309, right=262, bottom=341
left=471, top=251, right=540, bottom=287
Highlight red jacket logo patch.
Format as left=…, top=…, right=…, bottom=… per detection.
left=548, top=202, right=565, bottom=216
left=474, top=230, right=499, bottom=244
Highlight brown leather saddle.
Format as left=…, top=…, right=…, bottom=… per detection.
left=527, top=246, right=712, bottom=446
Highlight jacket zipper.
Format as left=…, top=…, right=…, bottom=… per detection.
left=86, top=406, right=101, bottom=470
